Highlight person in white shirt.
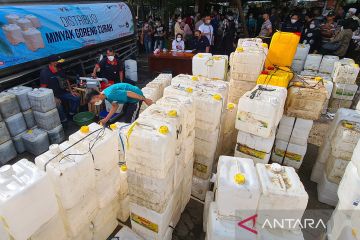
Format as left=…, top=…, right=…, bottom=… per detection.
left=199, top=16, right=214, bottom=45
left=172, top=33, right=185, bottom=51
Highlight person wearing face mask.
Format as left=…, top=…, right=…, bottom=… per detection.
left=40, top=55, right=80, bottom=122
left=92, top=48, right=124, bottom=84
left=86, top=83, right=153, bottom=125
left=281, top=14, right=303, bottom=33
left=199, top=16, right=214, bottom=46
left=190, top=30, right=210, bottom=53
left=172, top=33, right=185, bottom=51
left=301, top=12, right=321, bottom=52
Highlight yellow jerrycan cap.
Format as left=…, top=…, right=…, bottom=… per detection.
left=109, top=124, right=117, bottom=130
left=236, top=47, right=244, bottom=52
left=234, top=173, right=246, bottom=184
left=213, top=94, right=222, bottom=101
left=27, top=129, right=33, bottom=134
left=167, top=110, right=177, bottom=117
left=227, top=103, right=235, bottom=110
left=185, top=87, right=193, bottom=93
left=191, top=76, right=199, bottom=81
left=159, top=126, right=169, bottom=134
left=120, top=165, right=127, bottom=172
left=343, top=121, right=354, bottom=129
left=198, top=54, right=204, bottom=58
left=80, top=126, right=90, bottom=133
left=261, top=43, right=268, bottom=48
left=314, top=76, right=323, bottom=81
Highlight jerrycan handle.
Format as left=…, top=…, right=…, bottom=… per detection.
left=163, top=96, right=181, bottom=103
left=136, top=121, right=157, bottom=131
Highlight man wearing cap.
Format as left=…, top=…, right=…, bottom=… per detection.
left=86, top=83, right=153, bottom=124
left=40, top=55, right=80, bottom=122
left=190, top=30, right=210, bottom=53
left=199, top=16, right=214, bottom=46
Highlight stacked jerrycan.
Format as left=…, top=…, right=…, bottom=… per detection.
left=0, top=159, right=64, bottom=240
left=256, top=66, right=294, bottom=88
left=137, top=103, right=186, bottom=228
left=0, top=92, right=20, bottom=164
left=215, top=102, right=238, bottom=159
left=124, top=108, right=177, bottom=240
left=228, top=39, right=267, bottom=104
left=206, top=156, right=260, bottom=240
left=293, top=54, right=338, bottom=113
left=139, top=73, right=172, bottom=113
left=35, top=122, right=125, bottom=239
left=28, top=88, right=64, bottom=145
left=285, top=75, right=327, bottom=120
left=304, top=54, right=323, bottom=72
left=156, top=95, right=196, bottom=213
left=192, top=53, right=228, bottom=80
left=6, top=86, right=34, bottom=154
left=326, top=138, right=360, bottom=240
left=68, top=123, right=122, bottom=239
left=311, top=108, right=360, bottom=206
left=205, top=157, right=308, bottom=240
left=291, top=44, right=310, bottom=73
left=164, top=74, right=227, bottom=201
left=331, top=58, right=359, bottom=113
left=272, top=116, right=313, bottom=169
left=234, top=84, right=287, bottom=165
left=256, top=163, right=308, bottom=239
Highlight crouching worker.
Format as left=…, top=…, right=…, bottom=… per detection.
left=86, top=83, right=153, bottom=124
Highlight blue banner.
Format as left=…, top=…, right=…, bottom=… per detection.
left=0, top=2, right=134, bottom=69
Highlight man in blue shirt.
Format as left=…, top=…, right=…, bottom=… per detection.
left=86, top=83, right=153, bottom=124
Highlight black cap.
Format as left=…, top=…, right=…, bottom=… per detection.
left=327, top=11, right=335, bottom=17
left=48, top=55, right=64, bottom=63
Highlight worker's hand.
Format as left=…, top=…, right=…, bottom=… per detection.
left=91, top=72, right=97, bottom=78
left=99, top=118, right=108, bottom=126
left=55, top=97, right=61, bottom=106
left=144, top=98, right=153, bottom=106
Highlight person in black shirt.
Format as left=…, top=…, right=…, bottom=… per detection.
left=40, top=55, right=80, bottom=122
left=92, top=48, right=124, bottom=83
left=281, top=14, right=303, bottom=33
left=301, top=12, right=321, bottom=52
left=190, top=30, right=210, bottom=53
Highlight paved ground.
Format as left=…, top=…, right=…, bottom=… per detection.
left=13, top=53, right=335, bottom=240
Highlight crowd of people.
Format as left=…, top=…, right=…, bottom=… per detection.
left=139, top=11, right=238, bottom=55
left=139, top=6, right=360, bottom=58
